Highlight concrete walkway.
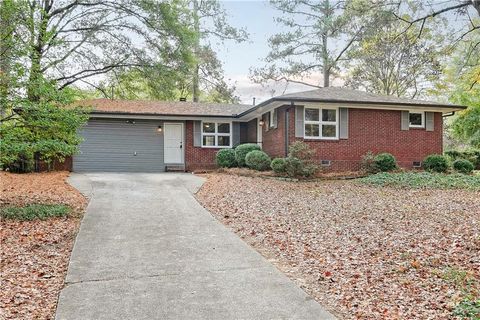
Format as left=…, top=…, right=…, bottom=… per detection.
left=56, top=173, right=335, bottom=320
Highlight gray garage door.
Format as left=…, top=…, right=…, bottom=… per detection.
left=73, top=119, right=165, bottom=172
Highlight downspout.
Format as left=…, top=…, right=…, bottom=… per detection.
left=442, top=112, right=455, bottom=118
left=285, top=102, right=294, bottom=157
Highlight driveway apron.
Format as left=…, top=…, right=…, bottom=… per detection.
left=56, top=173, right=335, bottom=320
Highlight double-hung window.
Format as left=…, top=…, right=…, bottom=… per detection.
left=202, top=122, right=231, bottom=148
left=304, top=107, right=338, bottom=139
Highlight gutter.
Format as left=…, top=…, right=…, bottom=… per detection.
left=442, top=112, right=456, bottom=118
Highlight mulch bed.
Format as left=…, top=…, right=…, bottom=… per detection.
left=195, top=173, right=480, bottom=319
left=1, top=171, right=87, bottom=320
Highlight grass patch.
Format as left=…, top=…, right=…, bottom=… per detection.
left=359, top=172, right=480, bottom=190
left=0, top=204, right=71, bottom=221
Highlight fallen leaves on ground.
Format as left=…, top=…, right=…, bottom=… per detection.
left=195, top=173, right=480, bottom=320
left=0, top=171, right=86, bottom=211
left=1, top=171, right=87, bottom=320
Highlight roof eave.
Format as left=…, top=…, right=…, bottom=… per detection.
left=237, top=97, right=467, bottom=118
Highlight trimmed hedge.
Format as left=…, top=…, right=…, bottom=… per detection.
left=453, top=159, right=474, bottom=174
left=245, top=150, right=271, bottom=171
left=235, top=143, right=261, bottom=167
left=374, top=153, right=397, bottom=172
left=271, top=158, right=286, bottom=174
left=423, top=154, right=449, bottom=173
left=215, top=149, right=237, bottom=168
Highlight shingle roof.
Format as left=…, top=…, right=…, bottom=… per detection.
left=268, top=87, right=465, bottom=109
left=75, top=99, right=255, bottom=117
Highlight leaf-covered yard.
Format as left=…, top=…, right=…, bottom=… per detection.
left=196, top=173, right=480, bottom=319
left=0, top=171, right=87, bottom=320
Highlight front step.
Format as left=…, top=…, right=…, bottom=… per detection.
left=166, top=164, right=186, bottom=172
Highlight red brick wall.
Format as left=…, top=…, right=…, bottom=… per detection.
left=185, top=120, right=219, bottom=171
left=277, top=106, right=443, bottom=171
left=262, top=106, right=289, bottom=158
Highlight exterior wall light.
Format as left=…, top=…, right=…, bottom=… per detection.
left=157, top=126, right=163, bottom=133
left=259, top=120, right=265, bottom=126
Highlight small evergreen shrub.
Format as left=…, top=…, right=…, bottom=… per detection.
left=245, top=150, right=271, bottom=171
left=445, top=149, right=480, bottom=169
left=453, top=159, right=474, bottom=174
left=271, top=158, right=286, bottom=174
left=235, top=143, right=261, bottom=167
left=374, top=153, right=397, bottom=172
left=283, top=157, right=318, bottom=178
left=215, top=149, right=237, bottom=168
left=284, top=157, right=303, bottom=177
left=282, top=141, right=318, bottom=178
left=360, top=151, right=378, bottom=173
left=288, top=141, right=315, bottom=161
left=423, top=154, right=449, bottom=173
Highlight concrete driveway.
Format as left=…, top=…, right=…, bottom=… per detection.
left=56, top=173, right=334, bottom=320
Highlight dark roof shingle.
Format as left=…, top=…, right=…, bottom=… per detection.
left=272, top=87, right=464, bottom=108
left=75, top=99, right=255, bottom=117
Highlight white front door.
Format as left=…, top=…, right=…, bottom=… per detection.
left=164, top=123, right=184, bottom=164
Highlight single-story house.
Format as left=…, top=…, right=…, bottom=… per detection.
left=71, top=87, right=465, bottom=172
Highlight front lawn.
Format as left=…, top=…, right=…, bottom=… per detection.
left=360, top=172, right=480, bottom=190
left=196, top=173, right=480, bottom=319
left=0, top=171, right=86, bottom=319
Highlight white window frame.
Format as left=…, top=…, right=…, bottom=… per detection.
left=201, top=121, right=232, bottom=148
left=409, top=111, right=425, bottom=128
left=304, top=106, right=339, bottom=140
left=269, top=110, right=275, bottom=128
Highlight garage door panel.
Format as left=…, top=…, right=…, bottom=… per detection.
left=73, top=119, right=165, bottom=172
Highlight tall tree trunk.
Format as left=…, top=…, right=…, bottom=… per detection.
left=192, top=0, right=200, bottom=102
left=322, top=33, right=330, bottom=87
left=27, top=0, right=50, bottom=102
left=0, top=0, right=13, bottom=116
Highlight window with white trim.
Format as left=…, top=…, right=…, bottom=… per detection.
left=201, top=122, right=231, bottom=148
left=409, top=111, right=424, bottom=128
left=304, top=107, right=338, bottom=139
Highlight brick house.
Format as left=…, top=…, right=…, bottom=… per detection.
left=71, top=88, right=465, bottom=172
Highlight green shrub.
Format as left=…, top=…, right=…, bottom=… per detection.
left=360, top=151, right=378, bottom=173
left=423, top=154, right=449, bottom=173
left=235, top=143, right=261, bottom=167
left=288, top=141, right=315, bottom=161
left=0, top=204, right=71, bottom=221
left=271, top=158, right=286, bottom=174
left=284, top=157, right=317, bottom=178
left=445, top=149, right=480, bottom=169
left=282, top=141, right=318, bottom=178
left=453, top=159, right=474, bottom=174
left=245, top=150, right=271, bottom=171
left=284, top=157, right=303, bottom=177
left=374, top=153, right=397, bottom=172
left=215, top=149, right=237, bottom=168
